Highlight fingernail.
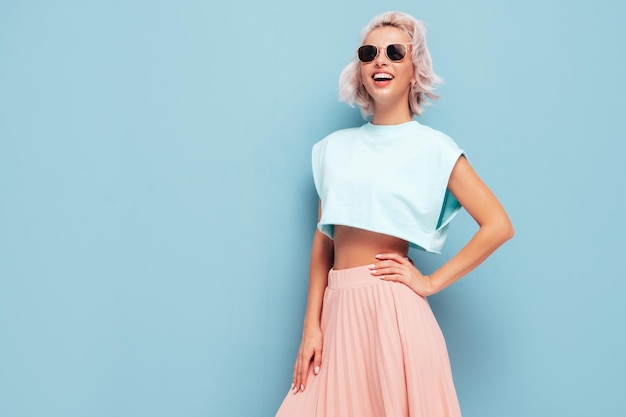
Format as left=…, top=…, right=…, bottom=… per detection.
left=375, top=254, right=382, bottom=258
left=370, top=269, right=377, bottom=274
left=314, top=366, right=320, bottom=375
left=300, top=384, right=304, bottom=392
left=368, top=264, right=375, bottom=269
left=291, top=382, right=295, bottom=390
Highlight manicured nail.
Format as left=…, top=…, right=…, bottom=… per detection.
left=291, top=382, right=295, bottom=390
left=375, top=254, right=382, bottom=258
left=370, top=269, right=377, bottom=274
left=314, top=366, right=320, bottom=375
left=300, top=384, right=305, bottom=392
left=369, top=264, right=375, bottom=269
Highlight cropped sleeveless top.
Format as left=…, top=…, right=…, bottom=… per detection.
left=312, top=120, right=465, bottom=254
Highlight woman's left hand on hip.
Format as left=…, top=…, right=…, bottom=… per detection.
left=369, top=252, right=435, bottom=297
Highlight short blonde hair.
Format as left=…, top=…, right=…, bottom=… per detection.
left=339, top=11, right=442, bottom=118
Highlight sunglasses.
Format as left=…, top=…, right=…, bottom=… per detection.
left=357, top=43, right=412, bottom=63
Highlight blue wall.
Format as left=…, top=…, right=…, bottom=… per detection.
left=1, top=1, right=624, bottom=416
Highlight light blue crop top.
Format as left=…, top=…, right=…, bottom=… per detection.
left=312, top=120, right=465, bottom=254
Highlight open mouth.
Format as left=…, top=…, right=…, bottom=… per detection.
left=372, top=72, right=394, bottom=81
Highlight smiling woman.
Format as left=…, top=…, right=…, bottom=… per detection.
left=358, top=26, right=417, bottom=124
left=274, top=11, right=513, bottom=417
left=339, top=12, right=441, bottom=120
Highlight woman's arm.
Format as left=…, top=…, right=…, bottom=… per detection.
left=370, top=156, right=514, bottom=296
left=293, top=201, right=333, bottom=393
left=427, top=156, right=514, bottom=293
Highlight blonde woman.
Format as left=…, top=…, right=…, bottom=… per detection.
left=276, top=11, right=513, bottom=417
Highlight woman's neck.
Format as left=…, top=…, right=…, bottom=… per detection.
left=370, top=101, right=412, bottom=125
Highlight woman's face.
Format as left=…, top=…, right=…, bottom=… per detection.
left=360, top=26, right=415, bottom=110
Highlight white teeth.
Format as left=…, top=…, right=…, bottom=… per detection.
left=373, top=73, right=393, bottom=81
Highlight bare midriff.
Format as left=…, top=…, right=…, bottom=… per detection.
left=332, top=225, right=409, bottom=270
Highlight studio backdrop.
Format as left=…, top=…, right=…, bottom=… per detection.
left=1, top=1, right=625, bottom=416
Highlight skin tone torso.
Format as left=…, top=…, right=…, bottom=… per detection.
left=332, top=226, right=408, bottom=269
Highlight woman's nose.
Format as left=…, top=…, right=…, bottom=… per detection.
left=374, top=49, right=389, bottom=66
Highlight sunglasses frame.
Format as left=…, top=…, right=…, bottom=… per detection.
left=357, top=43, right=412, bottom=63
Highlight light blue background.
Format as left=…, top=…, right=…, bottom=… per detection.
left=1, top=1, right=625, bottom=416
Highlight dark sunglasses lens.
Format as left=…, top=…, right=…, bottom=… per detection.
left=386, top=44, right=407, bottom=61
left=358, top=45, right=378, bottom=62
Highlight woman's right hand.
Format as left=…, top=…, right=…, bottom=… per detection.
left=292, top=325, right=323, bottom=394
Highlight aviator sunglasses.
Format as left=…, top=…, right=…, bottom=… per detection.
left=357, top=43, right=412, bottom=63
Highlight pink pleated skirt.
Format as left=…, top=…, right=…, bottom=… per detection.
left=275, top=265, right=461, bottom=417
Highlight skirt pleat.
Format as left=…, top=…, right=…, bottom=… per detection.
left=275, top=265, right=461, bottom=417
